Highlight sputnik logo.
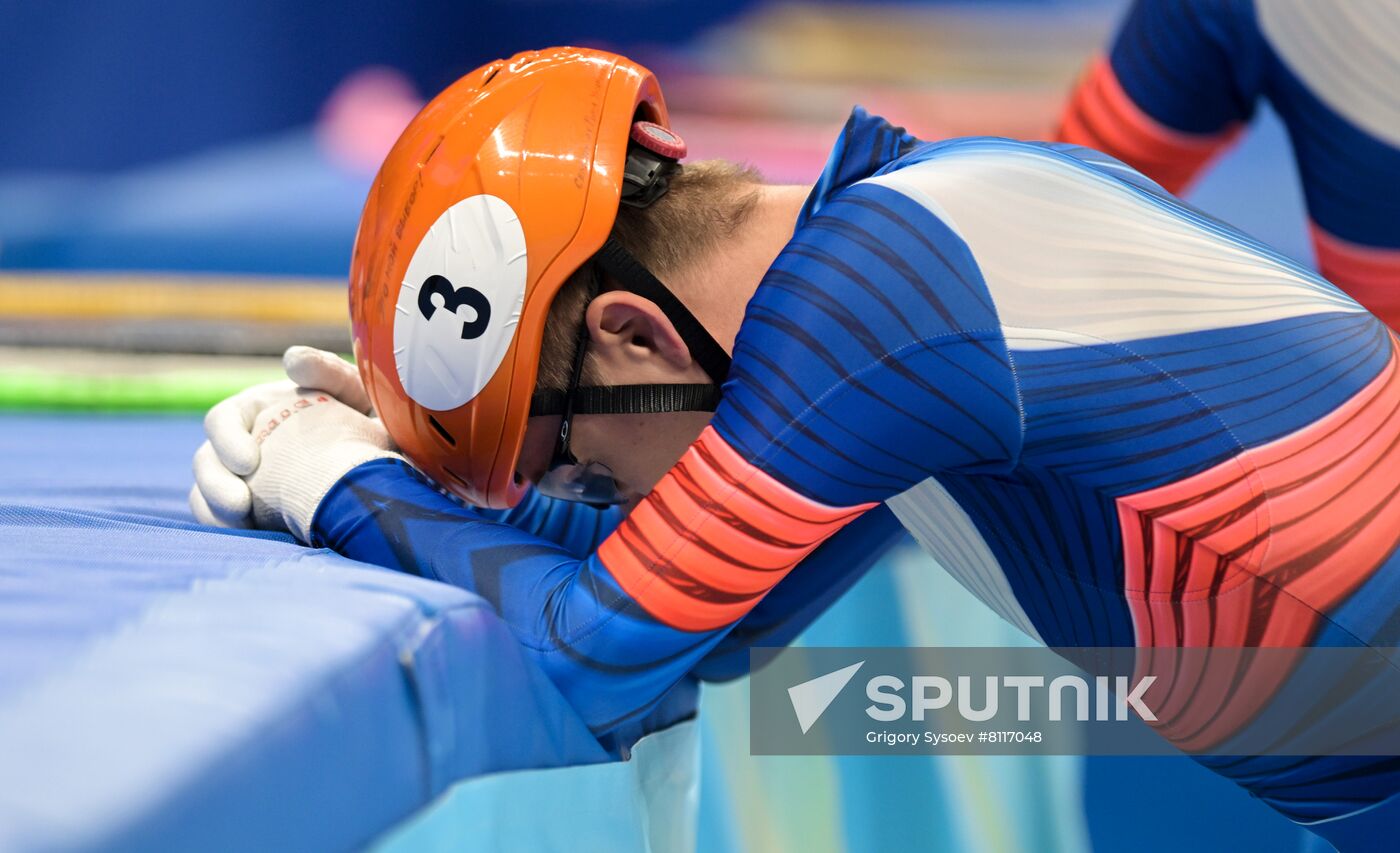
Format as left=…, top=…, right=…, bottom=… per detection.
left=788, top=661, right=865, bottom=734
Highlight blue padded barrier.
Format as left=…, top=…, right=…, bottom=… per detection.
left=0, top=414, right=665, bottom=852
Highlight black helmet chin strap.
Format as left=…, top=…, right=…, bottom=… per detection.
left=527, top=240, right=730, bottom=418
left=529, top=383, right=720, bottom=417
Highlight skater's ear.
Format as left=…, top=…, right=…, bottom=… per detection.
left=585, top=290, right=703, bottom=377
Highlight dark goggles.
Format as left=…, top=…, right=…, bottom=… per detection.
left=528, top=240, right=730, bottom=506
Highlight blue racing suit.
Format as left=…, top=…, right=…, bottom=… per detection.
left=316, top=108, right=1400, bottom=844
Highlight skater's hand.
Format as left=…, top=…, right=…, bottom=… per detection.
left=190, top=349, right=401, bottom=542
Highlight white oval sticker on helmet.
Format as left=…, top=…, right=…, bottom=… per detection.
left=393, top=194, right=527, bottom=411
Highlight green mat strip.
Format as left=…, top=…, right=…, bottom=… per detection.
left=0, top=368, right=287, bottom=412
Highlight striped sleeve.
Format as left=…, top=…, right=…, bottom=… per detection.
left=598, top=427, right=878, bottom=632
left=1058, top=0, right=1260, bottom=193
left=691, top=504, right=907, bottom=681
left=471, top=484, right=623, bottom=556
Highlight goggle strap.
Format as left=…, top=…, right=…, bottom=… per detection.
left=593, top=237, right=733, bottom=385
left=530, top=383, right=720, bottom=417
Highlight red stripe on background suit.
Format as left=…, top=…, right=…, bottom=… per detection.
left=1312, top=224, right=1400, bottom=330
left=1059, top=55, right=1240, bottom=194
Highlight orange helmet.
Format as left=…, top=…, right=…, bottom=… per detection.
left=349, top=47, right=722, bottom=508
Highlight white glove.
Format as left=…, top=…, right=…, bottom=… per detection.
left=281, top=344, right=376, bottom=415
left=190, top=347, right=402, bottom=542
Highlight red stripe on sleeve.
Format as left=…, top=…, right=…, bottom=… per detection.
left=598, top=426, right=876, bottom=631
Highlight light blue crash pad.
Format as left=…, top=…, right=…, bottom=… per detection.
left=373, top=719, right=699, bottom=853
left=0, top=414, right=696, bottom=852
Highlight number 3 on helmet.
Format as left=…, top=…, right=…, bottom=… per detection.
left=349, top=47, right=671, bottom=509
